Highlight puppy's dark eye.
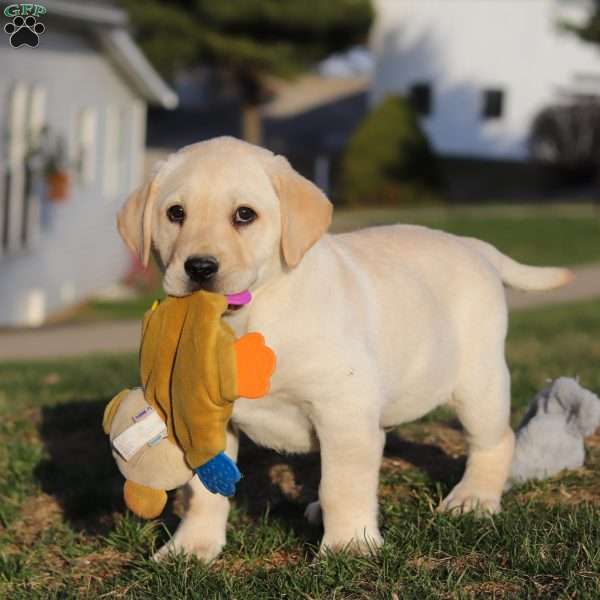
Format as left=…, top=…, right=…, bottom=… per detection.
left=167, top=205, right=185, bottom=224
left=233, top=206, right=257, bottom=226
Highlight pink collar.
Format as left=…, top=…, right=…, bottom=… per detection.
left=225, top=290, right=252, bottom=306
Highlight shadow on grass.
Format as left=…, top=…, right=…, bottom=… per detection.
left=33, top=398, right=464, bottom=542
left=234, top=435, right=322, bottom=544
left=385, top=434, right=465, bottom=488
left=32, top=400, right=323, bottom=543
left=34, top=399, right=124, bottom=533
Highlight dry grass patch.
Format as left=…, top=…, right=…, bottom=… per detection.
left=458, top=580, right=523, bottom=598
left=11, top=493, right=63, bottom=545
left=518, top=478, right=600, bottom=508
left=69, top=548, right=132, bottom=595
left=216, top=548, right=303, bottom=576
left=409, top=551, right=485, bottom=573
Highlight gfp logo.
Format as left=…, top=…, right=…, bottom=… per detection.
left=3, top=4, right=47, bottom=48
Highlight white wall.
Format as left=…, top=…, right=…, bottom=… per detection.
left=370, top=0, right=600, bottom=160
left=0, top=27, right=146, bottom=326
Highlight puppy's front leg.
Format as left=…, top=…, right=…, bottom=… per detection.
left=313, top=398, right=385, bottom=554
left=153, top=427, right=239, bottom=562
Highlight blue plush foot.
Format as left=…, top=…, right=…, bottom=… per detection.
left=195, top=452, right=241, bottom=496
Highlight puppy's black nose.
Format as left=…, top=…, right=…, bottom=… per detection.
left=184, top=255, right=219, bottom=282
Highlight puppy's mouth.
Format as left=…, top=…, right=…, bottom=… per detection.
left=184, top=283, right=251, bottom=311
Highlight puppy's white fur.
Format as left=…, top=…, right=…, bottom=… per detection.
left=117, top=137, right=572, bottom=560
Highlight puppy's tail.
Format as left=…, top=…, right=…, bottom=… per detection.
left=460, top=237, right=574, bottom=291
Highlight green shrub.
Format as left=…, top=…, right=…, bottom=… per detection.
left=340, top=96, right=442, bottom=205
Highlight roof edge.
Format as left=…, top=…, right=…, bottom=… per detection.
left=0, top=0, right=178, bottom=109
left=31, top=0, right=128, bottom=26
left=98, top=29, right=179, bottom=109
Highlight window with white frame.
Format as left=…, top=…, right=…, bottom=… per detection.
left=76, top=108, right=97, bottom=186
left=23, top=85, right=47, bottom=246
left=29, top=86, right=46, bottom=150
left=0, top=83, right=29, bottom=254
left=1, top=83, right=50, bottom=256
left=129, top=100, right=145, bottom=190
left=117, top=107, right=129, bottom=194
left=103, top=105, right=119, bottom=198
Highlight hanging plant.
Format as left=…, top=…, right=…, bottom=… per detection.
left=47, top=169, right=70, bottom=202
left=44, top=136, right=71, bottom=203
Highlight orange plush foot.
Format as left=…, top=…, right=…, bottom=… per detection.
left=123, top=480, right=167, bottom=519
left=234, top=333, right=276, bottom=398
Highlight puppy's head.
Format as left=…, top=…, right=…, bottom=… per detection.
left=117, top=137, right=332, bottom=299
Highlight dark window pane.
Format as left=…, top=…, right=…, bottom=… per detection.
left=409, top=83, right=432, bottom=116
left=483, top=89, right=504, bottom=119
left=2, top=173, right=9, bottom=251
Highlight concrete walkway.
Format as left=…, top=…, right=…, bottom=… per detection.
left=0, top=319, right=142, bottom=361
left=1, top=262, right=599, bottom=361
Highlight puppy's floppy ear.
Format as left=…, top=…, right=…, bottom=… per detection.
left=117, top=179, right=156, bottom=267
left=269, top=156, right=332, bottom=268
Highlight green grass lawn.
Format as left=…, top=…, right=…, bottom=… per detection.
left=1, top=299, right=600, bottom=598
left=72, top=204, right=600, bottom=324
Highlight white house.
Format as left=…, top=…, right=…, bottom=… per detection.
left=370, top=0, right=600, bottom=162
left=0, top=0, right=176, bottom=326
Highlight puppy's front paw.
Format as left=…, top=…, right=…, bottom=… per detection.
left=153, top=530, right=225, bottom=563
left=320, top=528, right=383, bottom=556
left=438, top=486, right=501, bottom=516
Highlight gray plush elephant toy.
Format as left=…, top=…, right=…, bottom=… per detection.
left=508, top=377, right=600, bottom=487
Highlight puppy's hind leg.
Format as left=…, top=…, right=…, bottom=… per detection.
left=440, top=357, right=515, bottom=515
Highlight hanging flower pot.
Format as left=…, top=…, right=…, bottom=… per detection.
left=47, top=169, right=70, bottom=202
left=42, top=135, right=71, bottom=203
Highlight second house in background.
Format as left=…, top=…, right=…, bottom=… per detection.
left=370, top=0, right=600, bottom=179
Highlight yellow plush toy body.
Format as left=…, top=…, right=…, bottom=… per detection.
left=103, top=290, right=275, bottom=519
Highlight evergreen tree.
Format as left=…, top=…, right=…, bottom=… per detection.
left=121, top=0, right=374, bottom=143
left=566, top=1, right=600, bottom=45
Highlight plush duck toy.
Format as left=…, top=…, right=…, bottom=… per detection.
left=103, top=290, right=276, bottom=519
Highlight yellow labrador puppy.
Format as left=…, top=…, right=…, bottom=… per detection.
left=117, top=136, right=572, bottom=561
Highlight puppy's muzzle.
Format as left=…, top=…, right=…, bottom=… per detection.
left=184, top=255, right=219, bottom=283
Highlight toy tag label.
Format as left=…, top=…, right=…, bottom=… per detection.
left=112, top=409, right=167, bottom=461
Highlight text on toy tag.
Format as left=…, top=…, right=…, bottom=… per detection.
left=112, top=408, right=167, bottom=461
